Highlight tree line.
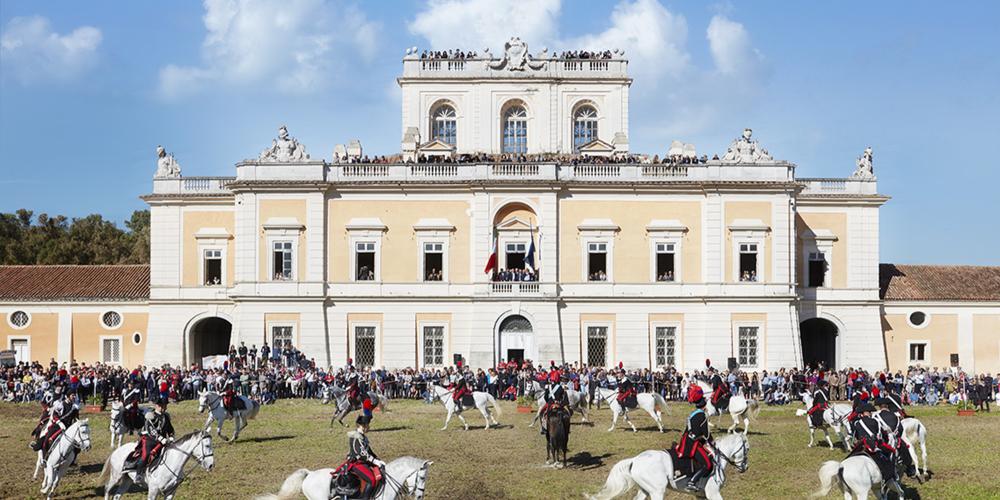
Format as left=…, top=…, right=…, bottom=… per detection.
left=0, top=209, right=150, bottom=265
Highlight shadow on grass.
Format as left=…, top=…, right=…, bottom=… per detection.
left=242, top=434, right=295, bottom=444
left=369, top=425, right=410, bottom=433
left=568, top=451, right=614, bottom=470
left=78, top=462, right=105, bottom=474
left=571, top=421, right=596, bottom=427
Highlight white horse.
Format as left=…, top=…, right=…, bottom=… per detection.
left=526, top=381, right=591, bottom=427
left=256, top=456, right=433, bottom=500
left=100, top=430, right=215, bottom=500
left=812, top=455, right=905, bottom=500
left=901, top=417, right=928, bottom=478
left=110, top=401, right=148, bottom=449
left=586, top=433, right=749, bottom=500
left=430, top=385, right=502, bottom=430
left=34, top=419, right=92, bottom=499
left=328, top=385, right=391, bottom=427
left=594, top=387, right=669, bottom=433
left=796, top=392, right=853, bottom=450
left=198, top=390, right=260, bottom=441
left=697, top=381, right=761, bottom=435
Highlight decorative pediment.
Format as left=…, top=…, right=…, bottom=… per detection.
left=194, top=227, right=233, bottom=240
left=262, top=217, right=305, bottom=231
left=578, top=218, right=620, bottom=233
left=345, top=218, right=387, bottom=232
left=413, top=218, right=455, bottom=232
left=800, top=228, right=838, bottom=241
left=496, top=216, right=533, bottom=231
left=645, top=219, right=688, bottom=234
left=578, top=139, right=614, bottom=157
left=728, top=219, right=771, bottom=233
left=419, top=139, right=456, bottom=152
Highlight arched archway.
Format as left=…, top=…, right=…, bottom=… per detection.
left=497, top=314, right=533, bottom=366
left=189, top=317, right=232, bottom=367
left=800, top=317, right=838, bottom=370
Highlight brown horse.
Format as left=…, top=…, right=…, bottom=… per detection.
left=545, top=405, right=570, bottom=468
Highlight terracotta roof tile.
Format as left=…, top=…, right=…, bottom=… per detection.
left=0, top=265, right=149, bottom=302
left=880, top=264, right=1000, bottom=302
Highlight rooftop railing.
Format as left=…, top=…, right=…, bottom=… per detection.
left=402, top=58, right=629, bottom=79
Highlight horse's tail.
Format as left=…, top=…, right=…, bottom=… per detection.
left=651, top=392, right=669, bottom=415
left=745, top=398, right=761, bottom=421
left=811, top=461, right=843, bottom=498
left=487, top=393, right=502, bottom=417
left=246, top=398, right=261, bottom=420
left=585, top=457, right=635, bottom=500
left=254, top=468, right=310, bottom=500
left=378, top=394, right=390, bottom=413
left=96, top=453, right=113, bottom=485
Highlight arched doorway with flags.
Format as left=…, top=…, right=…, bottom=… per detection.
left=486, top=201, right=539, bottom=280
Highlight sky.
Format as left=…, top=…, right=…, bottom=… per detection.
left=1, top=0, right=998, bottom=265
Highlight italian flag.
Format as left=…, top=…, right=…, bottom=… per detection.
left=483, top=235, right=498, bottom=275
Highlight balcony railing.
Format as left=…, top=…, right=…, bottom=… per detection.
left=799, top=178, right=878, bottom=195
left=152, top=176, right=234, bottom=195
left=402, top=58, right=628, bottom=79
left=490, top=281, right=541, bottom=294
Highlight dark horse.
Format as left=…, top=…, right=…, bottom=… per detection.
left=545, top=405, right=570, bottom=468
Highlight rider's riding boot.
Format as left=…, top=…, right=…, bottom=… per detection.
left=906, top=464, right=916, bottom=477
left=686, top=468, right=706, bottom=491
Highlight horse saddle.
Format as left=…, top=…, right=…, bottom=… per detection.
left=461, top=394, right=475, bottom=406
left=621, top=394, right=638, bottom=409
left=666, top=448, right=710, bottom=492
left=715, top=395, right=731, bottom=411
left=227, top=397, right=246, bottom=412
left=331, top=461, right=383, bottom=500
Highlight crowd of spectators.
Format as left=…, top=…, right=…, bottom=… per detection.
left=419, top=49, right=478, bottom=60
left=4, top=352, right=996, bottom=414
left=334, top=151, right=723, bottom=167
left=492, top=268, right=537, bottom=282
left=555, top=50, right=615, bottom=60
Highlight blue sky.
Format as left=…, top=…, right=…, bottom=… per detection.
left=1, top=0, right=998, bottom=265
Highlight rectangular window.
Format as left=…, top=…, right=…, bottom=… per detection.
left=272, top=241, right=293, bottom=280
left=355, top=326, right=377, bottom=368
left=655, top=243, right=676, bottom=282
left=808, top=251, right=826, bottom=287
left=588, top=242, right=608, bottom=281
left=505, top=242, right=526, bottom=270
left=204, top=249, right=222, bottom=286
left=655, top=326, right=676, bottom=367
left=739, top=243, right=758, bottom=282
left=738, top=326, right=758, bottom=367
left=909, top=343, right=927, bottom=363
left=355, top=242, right=376, bottom=281
left=271, top=326, right=294, bottom=349
left=102, top=338, right=121, bottom=364
left=423, top=242, right=444, bottom=281
left=587, top=326, right=608, bottom=367
left=423, top=326, right=445, bottom=367
left=10, top=339, right=29, bottom=364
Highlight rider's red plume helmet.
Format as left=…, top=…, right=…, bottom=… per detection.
left=618, top=361, right=623, bottom=369
left=705, top=358, right=711, bottom=368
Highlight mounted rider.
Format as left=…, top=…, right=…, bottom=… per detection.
left=345, top=364, right=362, bottom=407
left=846, top=385, right=871, bottom=423
left=617, top=366, right=637, bottom=409
left=222, top=376, right=243, bottom=415
left=123, top=397, right=175, bottom=481
left=708, top=364, right=731, bottom=412
left=674, top=395, right=714, bottom=492
left=122, top=380, right=143, bottom=431
left=539, top=373, right=570, bottom=435
left=806, top=379, right=830, bottom=428
left=849, top=402, right=897, bottom=486
left=450, top=361, right=472, bottom=411
left=30, top=395, right=52, bottom=450
left=34, top=388, right=81, bottom=459
left=334, top=415, right=386, bottom=499
left=874, top=398, right=916, bottom=478
left=883, top=388, right=908, bottom=419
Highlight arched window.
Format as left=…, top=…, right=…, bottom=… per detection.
left=502, top=105, right=528, bottom=154
left=573, top=105, right=598, bottom=151
left=431, top=104, right=457, bottom=146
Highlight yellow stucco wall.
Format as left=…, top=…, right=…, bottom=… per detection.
left=973, top=314, right=1000, bottom=374
left=724, top=201, right=773, bottom=283
left=182, top=211, right=235, bottom=287
left=884, top=314, right=958, bottom=370
left=263, top=313, right=301, bottom=347
left=259, top=199, right=308, bottom=281
left=558, top=200, right=702, bottom=283
left=2, top=312, right=58, bottom=364
left=796, top=212, right=848, bottom=288
left=328, top=200, right=472, bottom=283
left=71, top=312, right=147, bottom=366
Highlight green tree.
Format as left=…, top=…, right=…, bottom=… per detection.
left=0, top=209, right=150, bottom=265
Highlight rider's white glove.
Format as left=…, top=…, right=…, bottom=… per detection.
left=57, top=421, right=66, bottom=430
left=373, top=459, right=386, bottom=468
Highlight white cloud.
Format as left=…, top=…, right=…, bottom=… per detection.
left=409, top=0, right=561, bottom=52
left=706, top=15, right=763, bottom=76
left=158, top=0, right=379, bottom=99
left=0, top=16, right=102, bottom=84
left=562, top=0, right=689, bottom=79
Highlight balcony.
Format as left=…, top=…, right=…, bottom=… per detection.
left=799, top=178, right=878, bottom=195
left=401, top=58, right=629, bottom=80
left=489, top=281, right=542, bottom=295
left=152, top=176, right=234, bottom=195
left=328, top=163, right=556, bottom=182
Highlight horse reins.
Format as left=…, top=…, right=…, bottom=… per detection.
left=709, top=439, right=748, bottom=473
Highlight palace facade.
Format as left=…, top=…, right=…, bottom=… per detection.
left=3, top=39, right=999, bottom=373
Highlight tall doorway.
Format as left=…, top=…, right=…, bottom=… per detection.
left=800, top=318, right=838, bottom=370
left=190, top=317, right=232, bottom=367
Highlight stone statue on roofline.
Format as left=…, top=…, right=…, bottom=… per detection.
left=259, top=125, right=310, bottom=162
left=154, top=145, right=182, bottom=178
left=485, top=37, right=547, bottom=71
left=721, top=128, right=773, bottom=163
left=852, top=146, right=875, bottom=179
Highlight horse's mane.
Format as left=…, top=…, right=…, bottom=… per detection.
left=174, top=430, right=206, bottom=445
left=715, top=432, right=747, bottom=451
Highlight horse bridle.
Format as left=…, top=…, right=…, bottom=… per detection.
left=709, top=438, right=748, bottom=473
left=47, top=422, right=90, bottom=469
left=158, top=435, right=214, bottom=483
left=380, top=461, right=430, bottom=500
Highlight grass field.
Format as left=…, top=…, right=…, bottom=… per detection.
left=1, top=398, right=998, bottom=499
